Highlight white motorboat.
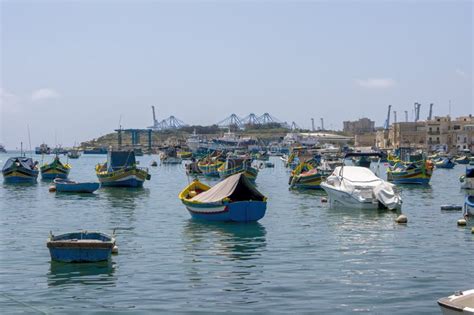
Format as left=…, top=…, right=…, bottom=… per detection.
left=320, top=153, right=402, bottom=210
left=438, top=289, right=474, bottom=315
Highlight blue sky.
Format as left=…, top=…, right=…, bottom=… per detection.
left=1, top=0, right=472, bottom=148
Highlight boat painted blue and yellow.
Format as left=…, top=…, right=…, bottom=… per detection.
left=96, top=150, right=150, bottom=187
left=41, top=156, right=71, bottom=180
left=387, top=160, right=434, bottom=185
left=218, top=158, right=258, bottom=181
left=179, top=173, right=267, bottom=222
left=2, top=157, right=39, bottom=183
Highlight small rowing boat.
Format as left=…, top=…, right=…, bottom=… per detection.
left=47, top=231, right=117, bottom=262
left=53, top=178, right=100, bottom=193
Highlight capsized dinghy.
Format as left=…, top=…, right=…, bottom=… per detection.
left=179, top=173, right=267, bottom=222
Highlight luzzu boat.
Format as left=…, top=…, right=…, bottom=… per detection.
left=178, top=151, right=193, bottom=160
left=289, top=160, right=325, bottom=189
left=387, top=160, right=434, bottom=185
left=96, top=150, right=150, bottom=187
left=456, top=156, right=470, bottom=165
left=179, top=173, right=267, bottom=222
left=197, top=154, right=224, bottom=177
left=40, top=156, right=71, bottom=180
left=218, top=157, right=258, bottom=181
left=47, top=231, right=116, bottom=262
left=2, top=157, right=39, bottom=183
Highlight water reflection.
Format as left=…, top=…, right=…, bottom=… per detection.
left=183, top=220, right=267, bottom=261
left=47, top=261, right=116, bottom=287
left=101, top=187, right=150, bottom=210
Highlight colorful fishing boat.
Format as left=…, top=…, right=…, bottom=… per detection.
left=387, top=160, right=434, bottom=185
left=289, top=160, right=325, bottom=189
left=47, top=231, right=116, bottom=262
left=2, top=157, right=39, bottom=183
left=435, top=157, right=456, bottom=169
left=178, top=173, right=267, bottom=222
left=177, top=151, right=193, bottom=160
left=96, top=150, right=150, bottom=187
left=460, top=167, right=474, bottom=189
left=197, top=157, right=224, bottom=177
left=53, top=178, right=100, bottom=193
left=218, top=157, right=258, bottom=181
left=40, top=156, right=71, bottom=180
left=160, top=147, right=183, bottom=164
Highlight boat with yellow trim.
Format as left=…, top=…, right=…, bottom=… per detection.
left=96, top=150, right=150, bottom=187
left=387, top=159, right=434, bottom=185
left=218, top=157, right=258, bottom=181
left=177, top=151, right=193, bottom=160
left=178, top=173, right=267, bottom=222
left=289, top=159, right=326, bottom=189
left=2, top=156, right=39, bottom=183
left=40, top=155, right=71, bottom=180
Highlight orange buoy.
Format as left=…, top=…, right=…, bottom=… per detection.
left=49, top=185, right=56, bottom=192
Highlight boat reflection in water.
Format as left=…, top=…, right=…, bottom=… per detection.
left=183, top=220, right=267, bottom=261
left=182, top=221, right=267, bottom=301
left=47, top=261, right=116, bottom=287
left=101, top=186, right=150, bottom=210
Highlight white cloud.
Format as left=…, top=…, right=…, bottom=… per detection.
left=31, top=88, right=60, bottom=101
left=0, top=88, right=21, bottom=113
left=355, top=78, right=396, bottom=89
left=455, top=69, right=467, bottom=78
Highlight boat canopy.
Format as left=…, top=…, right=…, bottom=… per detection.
left=333, top=166, right=381, bottom=183
left=2, top=157, right=36, bottom=171
left=191, top=173, right=265, bottom=203
left=107, top=151, right=136, bottom=171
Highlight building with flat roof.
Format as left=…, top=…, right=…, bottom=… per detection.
left=343, top=118, right=375, bottom=135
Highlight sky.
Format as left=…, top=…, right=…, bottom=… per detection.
left=0, top=0, right=472, bottom=149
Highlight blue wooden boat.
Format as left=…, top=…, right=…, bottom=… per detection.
left=218, top=157, right=259, bottom=181
left=47, top=231, right=116, bottom=262
left=435, top=157, right=455, bottom=169
left=54, top=178, right=100, bottom=193
left=179, top=173, right=267, bottom=222
left=2, top=156, right=39, bottom=183
left=96, top=150, right=150, bottom=187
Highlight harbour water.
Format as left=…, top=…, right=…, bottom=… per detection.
left=0, top=154, right=472, bottom=314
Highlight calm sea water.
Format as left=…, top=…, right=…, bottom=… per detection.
left=0, top=154, right=472, bottom=314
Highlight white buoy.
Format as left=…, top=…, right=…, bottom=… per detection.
left=321, top=197, right=328, bottom=203
left=395, top=214, right=408, bottom=224
left=112, top=245, right=119, bottom=254
left=457, top=219, right=467, bottom=226
left=471, top=227, right=474, bottom=234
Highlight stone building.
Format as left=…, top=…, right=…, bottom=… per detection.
left=389, top=122, right=426, bottom=149
left=343, top=118, right=375, bottom=135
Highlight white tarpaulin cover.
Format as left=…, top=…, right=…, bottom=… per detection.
left=327, top=166, right=401, bottom=209
left=191, top=173, right=265, bottom=203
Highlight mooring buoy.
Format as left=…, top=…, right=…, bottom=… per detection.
left=457, top=219, right=467, bottom=226
left=321, top=197, right=328, bottom=203
left=112, top=245, right=119, bottom=254
left=48, top=186, right=56, bottom=193
left=395, top=214, right=408, bottom=224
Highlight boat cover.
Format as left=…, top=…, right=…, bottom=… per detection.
left=2, top=157, right=36, bottom=171
left=108, top=151, right=136, bottom=171
left=328, top=166, right=400, bottom=209
left=191, top=173, right=265, bottom=203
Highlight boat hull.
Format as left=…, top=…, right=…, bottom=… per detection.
left=198, top=163, right=222, bottom=177
left=218, top=166, right=258, bottom=182
left=387, top=169, right=432, bottom=185
left=55, top=182, right=100, bottom=193
left=2, top=170, right=38, bottom=183
left=290, top=172, right=323, bottom=189
left=184, top=201, right=267, bottom=222
left=48, top=247, right=112, bottom=263
left=438, top=290, right=474, bottom=315
left=41, top=169, right=69, bottom=180
left=321, top=183, right=380, bottom=210
left=97, top=168, right=149, bottom=187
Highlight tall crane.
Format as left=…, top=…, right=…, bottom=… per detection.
left=320, top=118, right=325, bottom=130
left=151, top=106, right=158, bottom=127
left=311, top=118, right=315, bottom=131
left=428, top=103, right=433, bottom=121
left=404, top=110, right=408, bottom=122
left=393, top=110, right=397, bottom=123
left=414, top=102, right=421, bottom=122
left=384, top=105, right=392, bottom=129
